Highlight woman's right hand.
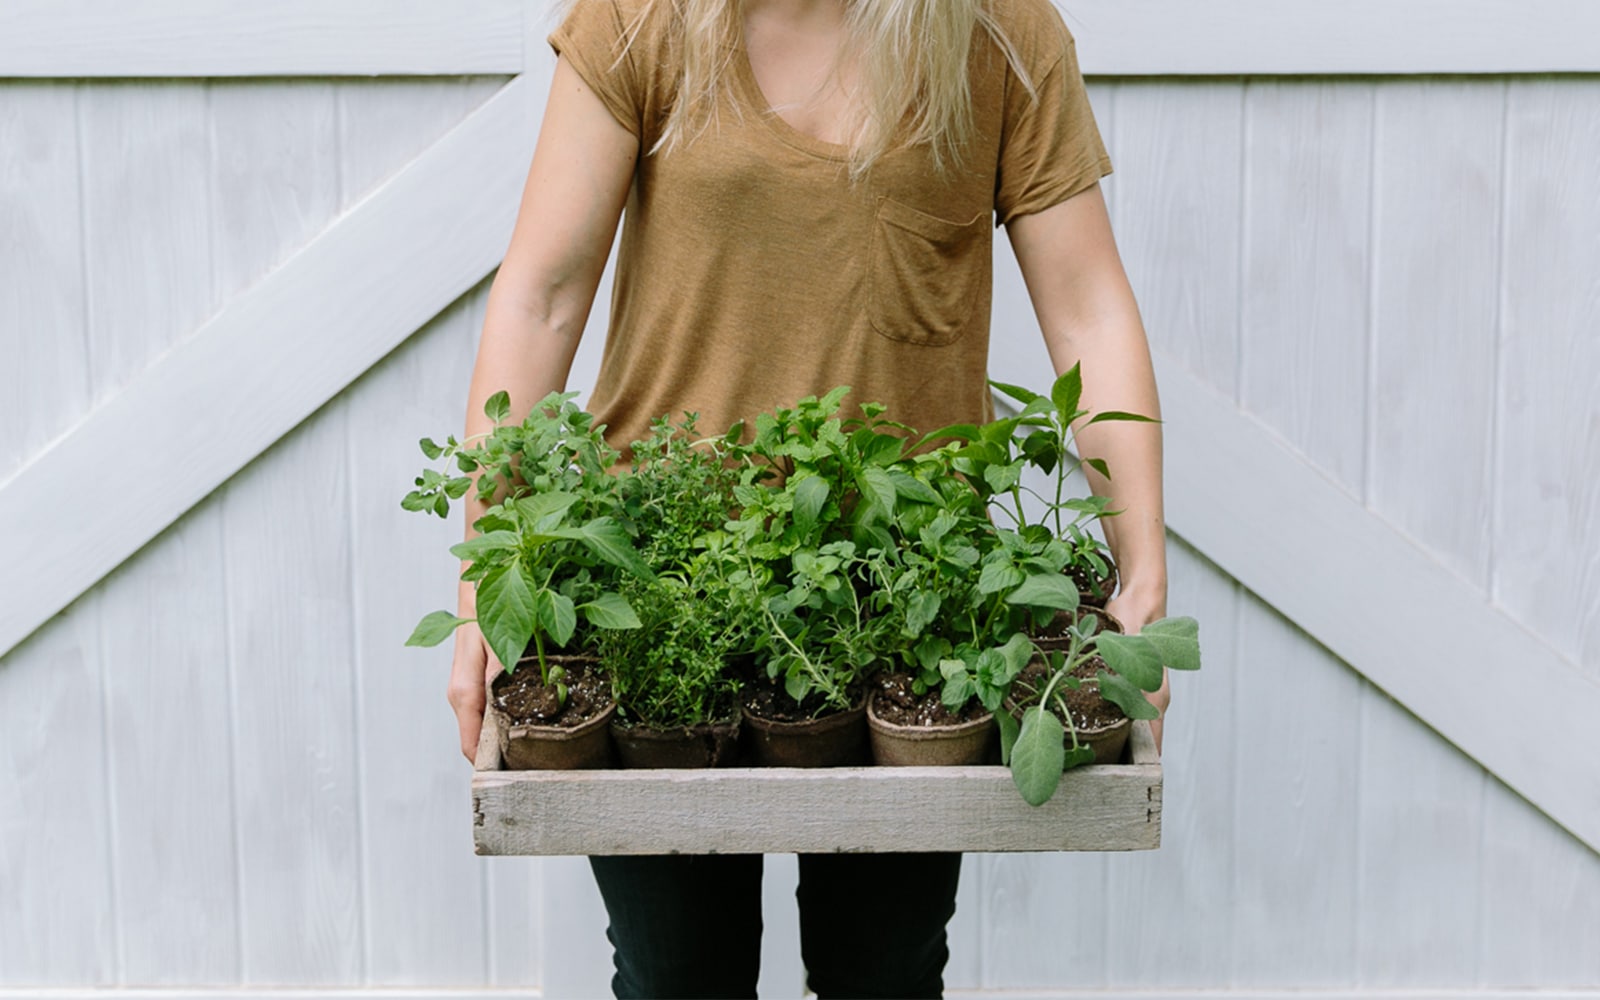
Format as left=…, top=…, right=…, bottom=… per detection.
left=447, top=620, right=504, bottom=764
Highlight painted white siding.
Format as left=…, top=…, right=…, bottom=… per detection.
left=2, top=28, right=1598, bottom=1000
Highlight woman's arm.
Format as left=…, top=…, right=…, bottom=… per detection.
left=448, top=54, right=640, bottom=763
left=1005, top=183, right=1172, bottom=751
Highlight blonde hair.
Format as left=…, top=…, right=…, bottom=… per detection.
left=564, top=0, right=1050, bottom=179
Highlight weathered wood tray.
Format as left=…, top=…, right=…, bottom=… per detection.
left=472, top=709, right=1161, bottom=855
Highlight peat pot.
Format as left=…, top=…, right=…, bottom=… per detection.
left=741, top=697, right=869, bottom=767
left=611, top=718, right=742, bottom=768
left=491, top=655, right=615, bottom=771
left=866, top=690, right=996, bottom=767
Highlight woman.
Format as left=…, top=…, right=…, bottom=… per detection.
left=447, top=0, right=1170, bottom=995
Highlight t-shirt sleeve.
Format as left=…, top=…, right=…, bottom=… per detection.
left=994, top=34, right=1113, bottom=227
left=547, top=0, right=644, bottom=137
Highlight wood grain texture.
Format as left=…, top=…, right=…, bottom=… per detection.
left=1063, top=0, right=1600, bottom=75
left=0, top=75, right=538, bottom=660
left=0, top=0, right=523, bottom=76
left=1229, top=592, right=1362, bottom=986
left=1156, top=349, right=1600, bottom=853
left=1113, top=83, right=1244, bottom=398
left=87, top=78, right=236, bottom=985
left=472, top=734, right=1161, bottom=856
left=1239, top=80, right=1373, bottom=496
left=1496, top=77, right=1600, bottom=678
left=1103, top=538, right=1242, bottom=987
left=0, top=606, right=113, bottom=983
left=212, top=81, right=362, bottom=985
left=0, top=82, right=88, bottom=483
left=338, top=77, right=506, bottom=987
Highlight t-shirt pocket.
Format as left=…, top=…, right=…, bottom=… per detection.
left=869, top=197, right=988, bottom=347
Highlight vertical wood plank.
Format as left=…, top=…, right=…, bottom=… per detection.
left=1103, top=537, right=1240, bottom=986
left=1112, top=81, right=1245, bottom=399
left=1239, top=80, right=1373, bottom=496
left=338, top=75, right=507, bottom=986
left=1355, top=79, right=1504, bottom=985
left=1229, top=593, right=1361, bottom=986
left=70, top=78, right=239, bottom=986
left=1479, top=75, right=1600, bottom=987
left=1495, top=76, right=1600, bottom=676
left=0, top=81, right=89, bottom=481
left=211, top=79, right=364, bottom=985
left=0, top=607, right=113, bottom=983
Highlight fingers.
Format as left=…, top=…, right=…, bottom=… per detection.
left=448, top=625, right=493, bottom=764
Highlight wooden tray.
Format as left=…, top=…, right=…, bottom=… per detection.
left=472, top=709, right=1161, bottom=856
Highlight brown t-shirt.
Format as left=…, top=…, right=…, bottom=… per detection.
left=548, top=0, right=1112, bottom=452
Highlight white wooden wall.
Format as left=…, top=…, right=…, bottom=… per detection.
left=3, top=19, right=1600, bottom=1000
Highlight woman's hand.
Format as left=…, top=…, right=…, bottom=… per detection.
left=447, top=621, right=505, bottom=764
left=1103, top=582, right=1169, bottom=755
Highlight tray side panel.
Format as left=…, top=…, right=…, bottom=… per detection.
left=472, top=763, right=1161, bottom=856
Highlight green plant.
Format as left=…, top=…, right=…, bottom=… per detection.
left=728, top=389, right=919, bottom=714
left=600, top=416, right=757, bottom=728
left=402, top=391, right=650, bottom=702
left=1005, top=613, right=1201, bottom=806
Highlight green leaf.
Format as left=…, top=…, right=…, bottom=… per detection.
left=578, top=518, right=654, bottom=580
left=793, top=475, right=830, bottom=537
left=1084, top=456, right=1111, bottom=480
left=1064, top=744, right=1097, bottom=769
left=419, top=437, right=444, bottom=460
left=405, top=610, right=469, bottom=647
left=988, top=379, right=1042, bottom=406
left=887, top=470, right=941, bottom=505
left=476, top=562, right=539, bottom=670
left=1085, top=409, right=1160, bottom=425
left=432, top=492, right=449, bottom=518
left=449, top=531, right=520, bottom=561
left=485, top=390, right=511, bottom=423
left=1137, top=616, right=1202, bottom=670
left=1095, top=632, right=1165, bottom=690
left=977, top=561, right=1026, bottom=596
left=858, top=467, right=897, bottom=513
left=535, top=590, right=577, bottom=648
left=443, top=476, right=472, bottom=499
left=1096, top=669, right=1161, bottom=720
left=983, top=460, right=1024, bottom=495
left=905, top=590, right=941, bottom=636
left=912, top=422, right=982, bottom=451
left=1004, top=574, right=1081, bottom=611
left=400, top=492, right=431, bottom=513
left=580, top=592, right=642, bottom=630
left=785, top=670, right=810, bottom=703
left=997, top=710, right=1021, bottom=764
left=513, top=491, right=581, bottom=528
left=1051, top=364, right=1083, bottom=423
left=1011, top=706, right=1066, bottom=806
left=941, top=672, right=976, bottom=709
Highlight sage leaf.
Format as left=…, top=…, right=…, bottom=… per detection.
left=997, top=710, right=1020, bottom=764
left=1096, top=632, right=1165, bottom=690
left=1095, top=668, right=1161, bottom=720
left=405, top=610, right=469, bottom=647
left=1005, top=573, right=1080, bottom=611
left=1011, top=706, right=1066, bottom=807
left=1137, top=616, right=1202, bottom=670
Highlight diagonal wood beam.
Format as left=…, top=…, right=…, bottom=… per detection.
left=0, top=0, right=524, bottom=77
left=0, top=74, right=539, bottom=657
left=1153, top=353, right=1600, bottom=853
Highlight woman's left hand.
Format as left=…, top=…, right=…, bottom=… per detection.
left=1102, top=586, right=1170, bottom=755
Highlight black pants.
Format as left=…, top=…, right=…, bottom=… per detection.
left=588, top=852, right=963, bottom=999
